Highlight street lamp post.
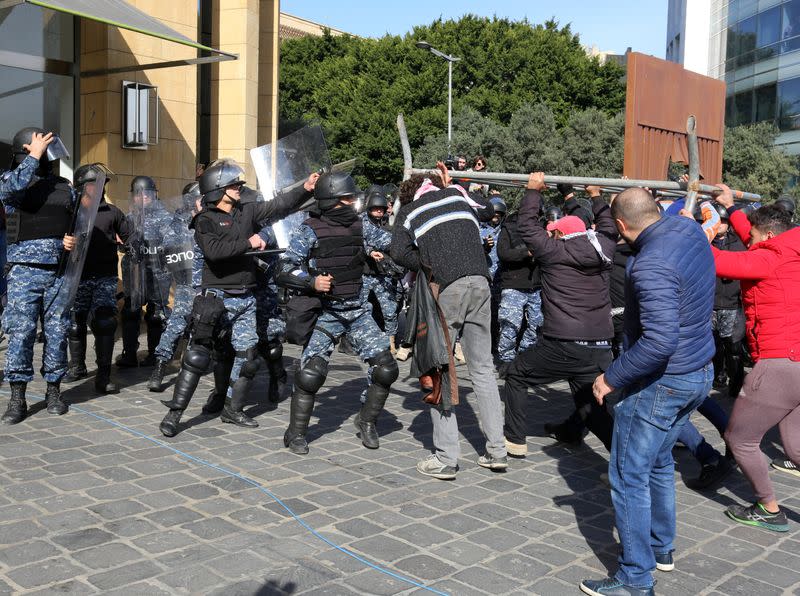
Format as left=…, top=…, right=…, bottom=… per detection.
left=415, top=41, right=461, bottom=156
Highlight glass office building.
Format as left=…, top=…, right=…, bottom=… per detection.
left=711, top=0, right=800, bottom=154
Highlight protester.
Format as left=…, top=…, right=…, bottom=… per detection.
left=391, top=166, right=507, bottom=479
left=503, top=176, right=616, bottom=456
left=581, top=187, right=715, bottom=596
left=710, top=188, right=800, bottom=533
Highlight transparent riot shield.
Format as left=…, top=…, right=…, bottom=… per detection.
left=59, top=170, right=106, bottom=311
left=160, top=193, right=197, bottom=289
left=251, top=125, right=332, bottom=247
left=128, top=192, right=173, bottom=315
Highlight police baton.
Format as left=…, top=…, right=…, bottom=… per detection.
left=245, top=248, right=286, bottom=258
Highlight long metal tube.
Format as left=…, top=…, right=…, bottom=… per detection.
left=409, top=169, right=761, bottom=202
left=447, top=60, right=453, bottom=155
left=684, top=115, right=701, bottom=213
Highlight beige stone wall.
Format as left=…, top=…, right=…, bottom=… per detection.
left=79, top=0, right=198, bottom=209
left=210, top=0, right=260, bottom=185
left=258, top=1, right=280, bottom=148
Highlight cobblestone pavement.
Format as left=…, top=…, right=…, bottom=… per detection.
left=0, top=340, right=798, bottom=596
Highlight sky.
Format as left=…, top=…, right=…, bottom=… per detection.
left=281, top=0, right=668, bottom=58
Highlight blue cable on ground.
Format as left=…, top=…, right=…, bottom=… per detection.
left=11, top=393, right=449, bottom=596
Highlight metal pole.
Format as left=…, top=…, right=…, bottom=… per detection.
left=397, top=113, right=413, bottom=181
left=684, top=115, right=701, bottom=214
left=408, top=168, right=762, bottom=202
left=447, top=59, right=453, bottom=155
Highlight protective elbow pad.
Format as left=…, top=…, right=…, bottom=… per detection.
left=295, top=355, right=328, bottom=394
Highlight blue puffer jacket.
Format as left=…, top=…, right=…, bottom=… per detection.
left=604, top=215, right=715, bottom=390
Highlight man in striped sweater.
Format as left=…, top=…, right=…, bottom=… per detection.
left=391, top=165, right=507, bottom=479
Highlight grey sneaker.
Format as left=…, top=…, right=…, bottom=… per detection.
left=771, top=458, right=800, bottom=478
left=477, top=454, right=508, bottom=470
left=726, top=502, right=789, bottom=533
left=416, top=455, right=457, bottom=480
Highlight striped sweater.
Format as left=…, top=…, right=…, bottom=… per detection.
left=391, top=187, right=490, bottom=290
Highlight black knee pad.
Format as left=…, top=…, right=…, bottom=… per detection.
left=236, top=347, right=263, bottom=380
left=296, top=355, right=328, bottom=394
left=90, top=307, right=118, bottom=337
left=213, top=342, right=235, bottom=365
left=370, top=350, right=399, bottom=388
left=267, top=341, right=283, bottom=362
left=181, top=343, right=212, bottom=375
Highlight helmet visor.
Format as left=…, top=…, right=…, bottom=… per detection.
left=45, top=135, right=70, bottom=162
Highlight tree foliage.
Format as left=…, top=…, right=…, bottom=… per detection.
left=279, top=15, right=625, bottom=185
left=721, top=122, right=798, bottom=202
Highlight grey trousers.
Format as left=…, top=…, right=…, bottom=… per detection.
left=430, top=275, right=507, bottom=466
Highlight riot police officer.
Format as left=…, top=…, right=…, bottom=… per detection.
left=117, top=176, right=172, bottom=367
left=64, top=163, right=133, bottom=394
left=278, top=172, right=399, bottom=455
left=361, top=185, right=404, bottom=353
left=0, top=127, right=74, bottom=423
left=158, top=160, right=317, bottom=437
left=148, top=183, right=204, bottom=392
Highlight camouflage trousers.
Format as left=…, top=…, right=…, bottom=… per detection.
left=3, top=265, right=70, bottom=383
left=255, top=283, right=286, bottom=345
left=497, top=288, right=543, bottom=363
left=219, top=293, right=259, bottom=396
left=73, top=276, right=118, bottom=318
left=302, top=303, right=388, bottom=369
left=361, top=274, right=401, bottom=337
left=711, top=308, right=745, bottom=342
left=154, top=284, right=198, bottom=362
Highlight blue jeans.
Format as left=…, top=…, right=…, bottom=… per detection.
left=678, top=396, right=729, bottom=465
left=610, top=364, right=713, bottom=588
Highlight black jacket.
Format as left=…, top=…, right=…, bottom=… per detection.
left=391, top=187, right=492, bottom=290
left=83, top=200, right=133, bottom=279
left=193, top=186, right=311, bottom=290
left=712, top=231, right=746, bottom=310
left=497, top=212, right=541, bottom=291
left=518, top=190, right=617, bottom=341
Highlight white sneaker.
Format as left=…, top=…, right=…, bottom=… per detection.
left=395, top=346, right=412, bottom=361
left=454, top=342, right=466, bottom=364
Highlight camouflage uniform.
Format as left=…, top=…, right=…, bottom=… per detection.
left=283, top=223, right=388, bottom=368
left=497, top=288, right=543, bottom=363
left=480, top=222, right=502, bottom=350
left=73, top=277, right=118, bottom=318
left=1, top=155, right=72, bottom=383
left=711, top=308, right=744, bottom=341
left=255, top=225, right=286, bottom=345
left=361, top=212, right=402, bottom=337
left=153, top=209, right=204, bottom=363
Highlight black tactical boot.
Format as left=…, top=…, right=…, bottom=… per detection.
left=726, top=340, right=745, bottom=399
left=148, top=359, right=168, bottom=392
left=202, top=354, right=233, bottom=414
left=354, top=384, right=389, bottom=449
left=141, top=319, right=163, bottom=367
left=283, top=389, right=315, bottom=455
left=116, top=310, right=140, bottom=367
left=266, top=357, right=287, bottom=404
left=159, top=409, right=183, bottom=437
left=94, top=334, right=119, bottom=394
left=220, top=379, right=258, bottom=428
left=45, top=381, right=67, bottom=415
left=64, top=336, right=88, bottom=383
left=2, top=382, right=27, bottom=424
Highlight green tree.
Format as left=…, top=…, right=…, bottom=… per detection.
left=722, top=122, right=798, bottom=202
left=278, top=16, right=625, bottom=184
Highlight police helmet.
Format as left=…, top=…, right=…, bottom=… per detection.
left=575, top=197, right=595, bottom=225
left=545, top=206, right=563, bottom=222
left=710, top=201, right=730, bottom=221
left=775, top=195, right=796, bottom=215
left=73, top=163, right=114, bottom=193
left=182, top=182, right=201, bottom=197
left=199, top=159, right=245, bottom=205
left=365, top=184, right=389, bottom=210
left=382, top=182, right=399, bottom=201
left=489, top=196, right=507, bottom=217
left=11, top=126, right=69, bottom=170
left=314, top=172, right=358, bottom=211
left=131, top=175, right=157, bottom=195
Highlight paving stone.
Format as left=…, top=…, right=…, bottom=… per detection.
left=181, top=516, right=240, bottom=540
left=51, top=527, right=114, bottom=551
left=344, top=568, right=413, bottom=595
left=38, top=510, right=103, bottom=533
left=716, top=574, right=785, bottom=596
left=87, top=499, right=148, bottom=520
left=132, top=530, right=196, bottom=554
left=264, top=497, right=317, bottom=517
left=25, top=579, right=99, bottom=595
left=87, top=560, right=162, bottom=590
left=466, top=526, right=528, bottom=551
left=0, top=539, right=61, bottom=566
left=100, top=581, right=171, bottom=596
left=390, top=523, right=455, bottom=548
left=741, top=559, right=800, bottom=588
left=174, top=482, right=220, bottom=500
left=348, top=535, right=417, bottom=561
left=6, top=558, right=86, bottom=589
left=71, top=541, right=143, bottom=570
left=485, top=553, right=551, bottom=582
left=156, top=565, right=226, bottom=592
left=393, top=554, right=456, bottom=580
left=452, top=567, right=520, bottom=593
left=145, top=506, right=203, bottom=526
left=0, top=520, right=44, bottom=545
left=103, top=517, right=159, bottom=538
left=335, top=518, right=386, bottom=538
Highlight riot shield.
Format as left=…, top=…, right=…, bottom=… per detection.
left=160, top=193, right=197, bottom=288
left=128, top=192, right=173, bottom=313
left=251, top=125, right=331, bottom=247
left=59, top=170, right=106, bottom=311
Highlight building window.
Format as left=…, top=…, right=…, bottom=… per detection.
left=779, top=77, right=800, bottom=130
left=756, top=83, right=777, bottom=123
left=757, top=6, right=781, bottom=59
left=782, top=0, right=800, bottom=54
left=734, top=90, right=754, bottom=126
left=737, top=15, right=757, bottom=66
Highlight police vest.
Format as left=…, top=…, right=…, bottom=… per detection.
left=306, top=215, right=365, bottom=299
left=6, top=176, right=73, bottom=244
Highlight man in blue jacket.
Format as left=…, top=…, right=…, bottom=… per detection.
left=581, top=188, right=715, bottom=596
